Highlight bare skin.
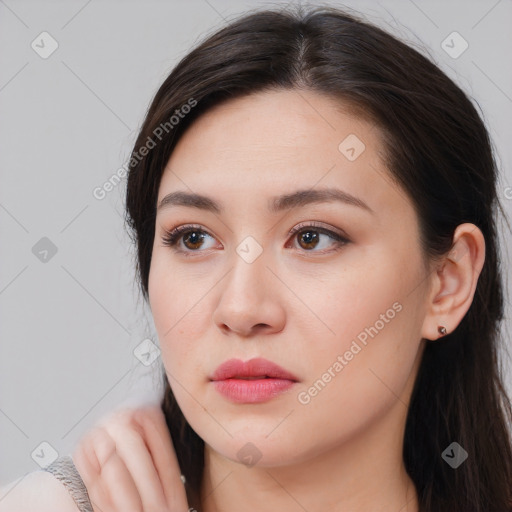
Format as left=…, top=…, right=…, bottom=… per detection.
left=0, top=91, right=485, bottom=512
left=0, top=405, right=188, bottom=512
left=146, top=89, right=485, bottom=512
left=4, top=88, right=483, bottom=512
left=72, top=405, right=188, bottom=512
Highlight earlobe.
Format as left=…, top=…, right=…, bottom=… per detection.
left=421, top=223, right=486, bottom=341
left=437, top=325, right=447, bottom=337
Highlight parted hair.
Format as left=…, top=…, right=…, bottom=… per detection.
left=124, top=5, right=512, bottom=511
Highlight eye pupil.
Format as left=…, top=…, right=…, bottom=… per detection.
left=299, top=230, right=319, bottom=249
left=184, top=231, right=204, bottom=249
left=164, top=224, right=346, bottom=255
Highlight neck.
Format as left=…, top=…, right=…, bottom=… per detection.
left=199, top=396, right=419, bottom=512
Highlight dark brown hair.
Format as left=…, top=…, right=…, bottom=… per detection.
left=124, top=5, right=512, bottom=511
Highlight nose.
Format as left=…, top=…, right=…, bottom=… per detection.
left=212, top=248, right=286, bottom=337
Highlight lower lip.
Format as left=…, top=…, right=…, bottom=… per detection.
left=212, top=378, right=296, bottom=403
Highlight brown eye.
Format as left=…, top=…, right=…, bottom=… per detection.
left=288, top=223, right=350, bottom=253
left=161, top=222, right=349, bottom=256
left=296, top=229, right=320, bottom=250
left=162, top=225, right=215, bottom=253
left=181, top=230, right=206, bottom=250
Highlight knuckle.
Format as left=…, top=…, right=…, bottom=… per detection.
left=84, top=426, right=117, bottom=469
left=105, top=407, right=137, bottom=426
left=103, top=417, right=145, bottom=447
left=134, top=405, right=167, bottom=431
left=76, top=426, right=103, bottom=455
left=89, top=425, right=115, bottom=446
left=118, top=408, right=147, bottom=435
left=98, top=409, right=142, bottom=437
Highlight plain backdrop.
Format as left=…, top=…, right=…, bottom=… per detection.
left=1, top=0, right=511, bottom=488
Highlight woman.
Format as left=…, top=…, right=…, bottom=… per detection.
left=2, top=4, right=511, bottom=512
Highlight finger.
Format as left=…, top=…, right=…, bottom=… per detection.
left=100, top=450, right=143, bottom=512
left=72, top=426, right=141, bottom=512
left=101, top=418, right=169, bottom=512
left=72, top=428, right=113, bottom=512
left=133, top=406, right=189, bottom=510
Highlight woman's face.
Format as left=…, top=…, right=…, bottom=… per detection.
left=148, top=89, right=432, bottom=467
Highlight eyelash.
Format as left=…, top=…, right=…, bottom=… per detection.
left=161, top=222, right=350, bottom=256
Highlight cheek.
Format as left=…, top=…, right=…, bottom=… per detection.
left=299, top=245, right=424, bottom=396
left=149, top=253, right=189, bottom=335
left=293, top=299, right=421, bottom=449
left=148, top=259, right=213, bottom=376
left=302, top=252, right=403, bottom=348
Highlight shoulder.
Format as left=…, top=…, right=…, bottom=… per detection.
left=0, top=470, right=80, bottom=512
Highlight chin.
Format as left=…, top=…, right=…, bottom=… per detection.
left=203, top=429, right=310, bottom=468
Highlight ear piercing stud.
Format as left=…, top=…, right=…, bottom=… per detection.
left=438, top=325, right=447, bottom=336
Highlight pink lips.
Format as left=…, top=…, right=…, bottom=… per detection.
left=210, top=357, right=299, bottom=404
left=211, top=357, right=299, bottom=381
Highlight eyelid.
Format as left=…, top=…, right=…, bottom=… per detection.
left=286, top=220, right=349, bottom=240
left=161, top=223, right=218, bottom=251
left=161, top=221, right=350, bottom=254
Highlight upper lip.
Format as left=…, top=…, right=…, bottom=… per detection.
left=210, top=357, right=299, bottom=382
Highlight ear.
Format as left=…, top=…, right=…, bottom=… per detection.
left=421, top=223, right=486, bottom=341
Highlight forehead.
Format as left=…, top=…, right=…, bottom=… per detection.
left=158, top=89, right=399, bottom=216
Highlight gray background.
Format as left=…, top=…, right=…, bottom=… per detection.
left=1, top=0, right=511, bottom=488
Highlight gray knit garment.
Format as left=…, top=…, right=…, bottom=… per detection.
left=42, top=455, right=94, bottom=512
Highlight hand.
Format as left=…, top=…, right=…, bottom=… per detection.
left=72, top=404, right=189, bottom=512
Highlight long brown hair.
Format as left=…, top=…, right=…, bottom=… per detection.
left=124, top=5, right=512, bottom=511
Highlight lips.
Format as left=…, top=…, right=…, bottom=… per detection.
left=210, top=357, right=299, bottom=382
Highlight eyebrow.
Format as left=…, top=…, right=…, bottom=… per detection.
left=157, top=188, right=374, bottom=215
